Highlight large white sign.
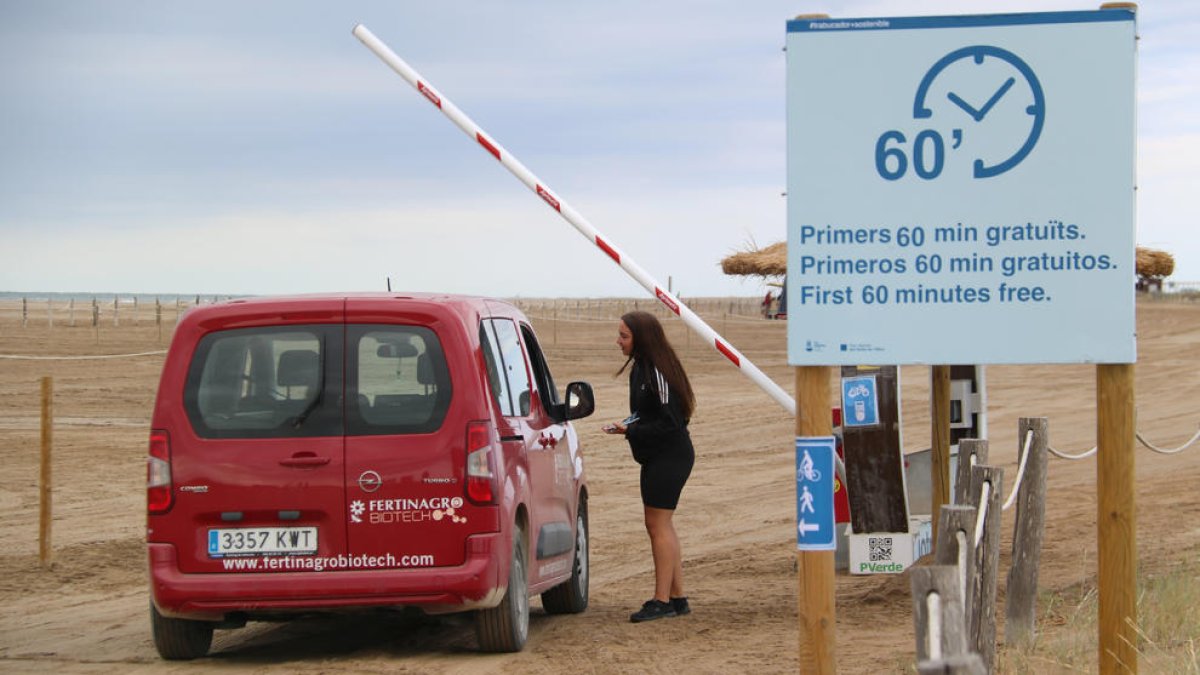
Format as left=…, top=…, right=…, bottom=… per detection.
left=786, top=10, right=1136, bottom=365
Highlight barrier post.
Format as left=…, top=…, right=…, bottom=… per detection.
left=931, top=366, right=952, bottom=549
left=1005, top=418, right=1049, bottom=647
left=1096, top=364, right=1136, bottom=673
left=39, top=376, right=53, bottom=569
left=796, top=366, right=836, bottom=674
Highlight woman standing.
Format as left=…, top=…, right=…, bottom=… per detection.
left=604, top=311, right=695, bottom=623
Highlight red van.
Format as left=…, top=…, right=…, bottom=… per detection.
left=147, top=294, right=595, bottom=658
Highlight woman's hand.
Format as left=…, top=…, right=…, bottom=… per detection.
left=602, top=422, right=627, bottom=435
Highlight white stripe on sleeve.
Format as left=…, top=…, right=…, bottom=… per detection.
left=654, top=367, right=669, bottom=405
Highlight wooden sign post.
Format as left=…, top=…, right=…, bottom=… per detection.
left=1096, top=363, right=1136, bottom=673
left=930, top=365, right=952, bottom=548
left=796, top=366, right=836, bottom=673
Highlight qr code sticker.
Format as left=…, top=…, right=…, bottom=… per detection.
left=869, top=536, right=893, bottom=562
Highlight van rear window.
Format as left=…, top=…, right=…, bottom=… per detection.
left=183, top=324, right=452, bottom=438
left=184, top=325, right=343, bottom=438
left=346, top=325, right=452, bottom=435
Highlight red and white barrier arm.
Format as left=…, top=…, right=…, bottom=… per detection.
left=352, top=24, right=797, bottom=416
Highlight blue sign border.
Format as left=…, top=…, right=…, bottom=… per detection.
left=788, top=10, right=1134, bottom=33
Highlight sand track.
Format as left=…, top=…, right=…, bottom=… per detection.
left=0, top=298, right=1197, bottom=672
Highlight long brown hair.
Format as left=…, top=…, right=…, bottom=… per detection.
left=616, top=311, right=695, bottom=419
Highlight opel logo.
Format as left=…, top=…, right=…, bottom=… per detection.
left=358, top=470, right=383, bottom=493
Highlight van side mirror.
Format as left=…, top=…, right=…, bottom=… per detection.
left=562, top=381, right=595, bottom=421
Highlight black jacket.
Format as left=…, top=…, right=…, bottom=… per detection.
left=625, top=359, right=691, bottom=465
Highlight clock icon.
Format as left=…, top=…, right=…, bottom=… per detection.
left=913, top=45, right=1045, bottom=179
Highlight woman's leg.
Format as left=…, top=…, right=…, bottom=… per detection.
left=644, top=506, right=683, bottom=602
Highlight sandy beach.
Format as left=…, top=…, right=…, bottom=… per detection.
left=0, top=295, right=1197, bottom=673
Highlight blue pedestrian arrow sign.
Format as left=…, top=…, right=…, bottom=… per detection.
left=796, top=436, right=836, bottom=551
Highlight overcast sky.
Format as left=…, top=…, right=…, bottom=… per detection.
left=1, top=1, right=1195, bottom=298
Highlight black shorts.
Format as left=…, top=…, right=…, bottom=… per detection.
left=640, top=441, right=694, bottom=510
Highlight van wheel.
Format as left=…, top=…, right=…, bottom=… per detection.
left=150, top=603, right=213, bottom=660
left=541, top=503, right=588, bottom=614
left=475, top=526, right=529, bottom=652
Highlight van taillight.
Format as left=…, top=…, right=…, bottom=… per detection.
left=465, top=421, right=498, bottom=505
left=147, top=429, right=173, bottom=514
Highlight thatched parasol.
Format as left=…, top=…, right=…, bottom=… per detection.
left=720, top=241, right=787, bottom=277
left=1136, top=247, right=1174, bottom=278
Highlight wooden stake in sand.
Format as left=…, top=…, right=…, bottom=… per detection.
left=39, top=376, right=53, bottom=569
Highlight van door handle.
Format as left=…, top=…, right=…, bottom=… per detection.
left=279, top=454, right=331, bottom=468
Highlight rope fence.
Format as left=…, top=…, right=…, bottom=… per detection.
left=915, top=410, right=1195, bottom=671
left=0, top=350, right=167, bottom=360
left=915, top=418, right=1047, bottom=672
left=1048, top=423, right=1200, bottom=459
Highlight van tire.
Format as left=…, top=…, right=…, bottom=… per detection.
left=150, top=603, right=213, bottom=660
left=541, top=503, right=588, bottom=614
left=475, top=526, right=529, bottom=652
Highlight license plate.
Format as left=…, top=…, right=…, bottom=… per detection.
left=207, top=527, right=318, bottom=557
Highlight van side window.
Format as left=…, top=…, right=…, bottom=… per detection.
left=484, top=318, right=532, bottom=417
left=520, top=324, right=558, bottom=408
left=480, top=321, right=514, bottom=416
left=347, top=325, right=452, bottom=435
left=184, top=325, right=342, bottom=438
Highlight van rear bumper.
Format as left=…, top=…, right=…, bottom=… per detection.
left=149, top=533, right=505, bottom=621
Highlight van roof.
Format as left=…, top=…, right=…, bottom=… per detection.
left=179, top=293, right=526, bottom=327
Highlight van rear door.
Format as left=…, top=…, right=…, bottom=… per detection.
left=171, top=307, right=346, bottom=574
left=342, top=307, right=481, bottom=569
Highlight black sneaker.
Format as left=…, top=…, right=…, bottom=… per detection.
left=630, top=599, right=676, bottom=623
left=670, top=597, right=691, bottom=616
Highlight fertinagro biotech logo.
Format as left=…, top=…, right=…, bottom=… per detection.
left=349, top=497, right=468, bottom=525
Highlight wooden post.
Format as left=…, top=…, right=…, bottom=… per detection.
left=934, top=505, right=978, bottom=623
left=1096, top=364, right=1136, bottom=674
left=796, top=366, right=836, bottom=673
left=133, top=296, right=139, bottom=326
left=911, top=565, right=968, bottom=663
left=930, top=365, right=952, bottom=548
left=39, top=376, right=53, bottom=569
left=69, top=298, right=76, bottom=327
left=22, top=297, right=27, bottom=328
left=954, top=439, right=988, bottom=506
left=156, top=298, right=163, bottom=342
left=1005, top=417, right=1049, bottom=647
left=968, top=465, right=1004, bottom=672
left=113, top=296, right=119, bottom=327
left=47, top=299, right=53, bottom=328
